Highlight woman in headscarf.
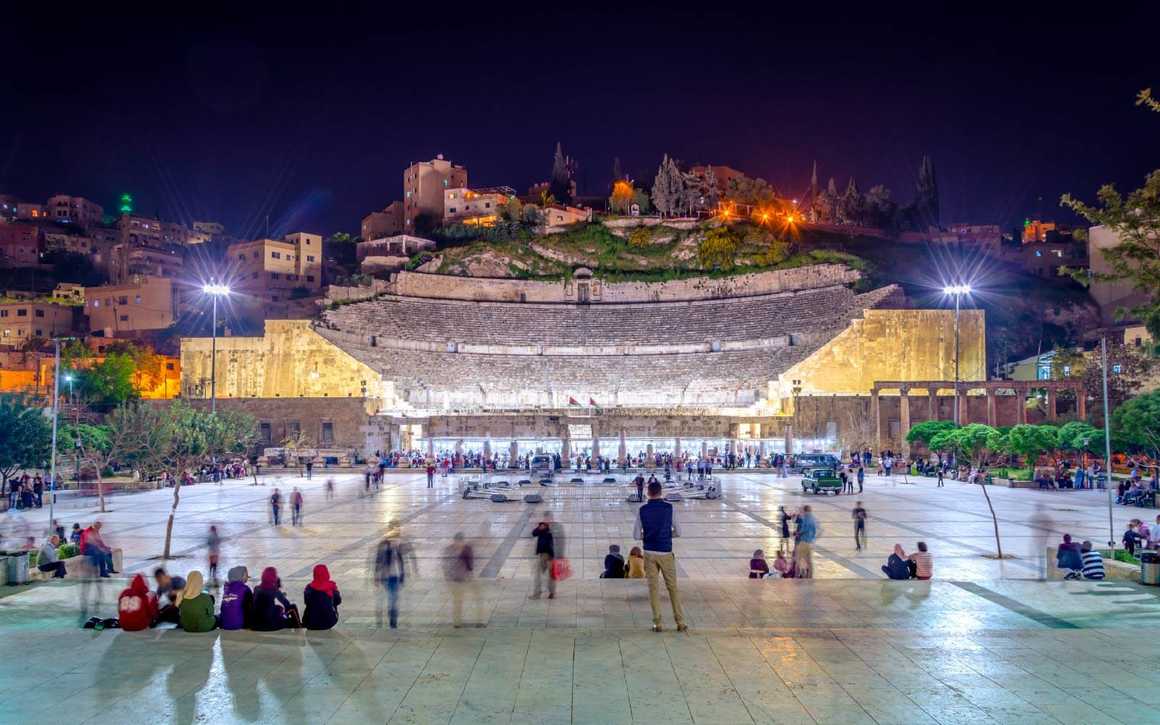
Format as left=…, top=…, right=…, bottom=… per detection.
left=220, top=566, right=254, bottom=630
left=302, top=564, right=343, bottom=630
left=117, top=573, right=158, bottom=631
left=177, top=570, right=218, bottom=632
left=252, top=566, right=301, bottom=630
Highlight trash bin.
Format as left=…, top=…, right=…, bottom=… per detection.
left=1141, top=551, right=1160, bottom=587
left=5, top=552, right=28, bottom=585
left=0, top=557, right=8, bottom=587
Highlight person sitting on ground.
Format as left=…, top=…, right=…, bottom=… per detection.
left=118, top=573, right=159, bottom=631
left=1080, top=541, right=1105, bottom=580
left=220, top=566, right=254, bottom=631
left=37, top=535, right=67, bottom=578
left=749, top=549, right=770, bottom=579
left=252, top=566, right=301, bottom=630
left=882, top=544, right=911, bottom=580
left=302, top=564, right=343, bottom=630
left=177, top=571, right=218, bottom=632
left=602, top=545, right=626, bottom=578
left=773, top=550, right=793, bottom=578
left=1056, top=534, right=1084, bottom=579
left=626, top=546, right=645, bottom=578
left=903, top=542, right=933, bottom=580
left=153, top=568, right=186, bottom=625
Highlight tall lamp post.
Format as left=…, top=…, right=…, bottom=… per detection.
left=202, top=283, right=231, bottom=414
left=943, top=285, right=972, bottom=425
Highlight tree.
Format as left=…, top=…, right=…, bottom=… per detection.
left=698, top=226, right=739, bottom=270
left=549, top=141, right=574, bottom=205
left=914, top=155, right=940, bottom=229
left=838, top=177, right=864, bottom=225
left=1000, top=424, right=1059, bottom=468
left=0, top=394, right=52, bottom=494
left=500, top=197, right=524, bottom=223
left=703, top=166, right=720, bottom=210
left=930, top=423, right=1005, bottom=557
left=609, top=180, right=634, bottom=215
left=1061, top=91, right=1160, bottom=343
left=1057, top=420, right=1103, bottom=455
left=864, top=184, right=896, bottom=228
left=631, top=189, right=652, bottom=215
left=58, top=423, right=111, bottom=511
left=651, top=154, right=683, bottom=217
left=905, top=420, right=957, bottom=449
left=1112, top=390, right=1160, bottom=458
left=814, top=178, right=840, bottom=222
left=1050, top=344, right=1154, bottom=424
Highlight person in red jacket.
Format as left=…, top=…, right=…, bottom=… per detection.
left=118, top=574, right=159, bottom=631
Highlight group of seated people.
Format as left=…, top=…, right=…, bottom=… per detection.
left=749, top=549, right=794, bottom=578
left=1055, top=534, right=1106, bottom=580
left=1122, top=516, right=1160, bottom=555
left=117, top=565, right=342, bottom=633
left=599, top=545, right=646, bottom=578
left=1117, top=480, right=1154, bottom=506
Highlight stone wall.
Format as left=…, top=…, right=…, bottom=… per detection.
left=181, top=397, right=373, bottom=453
left=775, top=309, right=986, bottom=399
left=388, top=265, right=859, bottom=304
left=180, top=320, right=390, bottom=411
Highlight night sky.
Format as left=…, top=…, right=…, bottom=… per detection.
left=3, top=4, right=1159, bottom=238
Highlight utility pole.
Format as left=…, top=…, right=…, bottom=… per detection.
left=1100, top=333, right=1114, bottom=548
left=48, top=339, right=61, bottom=527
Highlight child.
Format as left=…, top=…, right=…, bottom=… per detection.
left=626, top=546, right=645, bottom=578
left=773, top=550, right=792, bottom=578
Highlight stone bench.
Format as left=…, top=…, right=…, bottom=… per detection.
left=27, top=548, right=124, bottom=582
left=1045, top=546, right=1138, bottom=583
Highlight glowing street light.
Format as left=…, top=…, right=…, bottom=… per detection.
left=942, top=284, right=973, bottom=424
left=202, top=283, right=231, bottom=413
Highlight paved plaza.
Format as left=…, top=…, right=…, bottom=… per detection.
left=2, top=471, right=1160, bottom=723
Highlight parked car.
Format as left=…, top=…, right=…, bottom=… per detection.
left=790, top=453, right=841, bottom=474
left=801, top=467, right=843, bottom=495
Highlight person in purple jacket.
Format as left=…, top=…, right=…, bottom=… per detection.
left=220, top=566, right=254, bottom=630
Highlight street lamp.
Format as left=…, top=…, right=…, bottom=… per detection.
left=942, top=285, right=972, bottom=425
left=202, top=283, right=231, bottom=414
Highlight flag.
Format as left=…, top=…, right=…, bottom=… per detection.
left=568, top=396, right=580, bottom=406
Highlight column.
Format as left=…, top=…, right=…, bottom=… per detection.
left=561, top=436, right=571, bottom=461
left=955, top=389, right=966, bottom=425
left=899, top=388, right=911, bottom=458
left=1077, top=387, right=1087, bottom=420
left=674, top=437, right=682, bottom=460
left=701, top=440, right=708, bottom=457
left=618, top=429, right=627, bottom=464
left=783, top=425, right=793, bottom=456
left=1046, top=388, right=1058, bottom=421
left=483, top=437, right=491, bottom=459
left=986, top=389, right=997, bottom=427
left=1016, top=386, right=1027, bottom=424
left=928, top=389, right=938, bottom=420
left=592, top=434, right=601, bottom=461
left=427, top=437, right=434, bottom=457
left=871, top=390, right=881, bottom=453
left=509, top=440, right=518, bottom=468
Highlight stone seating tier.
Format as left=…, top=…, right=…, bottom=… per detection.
left=320, top=284, right=895, bottom=350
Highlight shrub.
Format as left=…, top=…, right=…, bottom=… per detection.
left=627, top=226, right=653, bottom=248
left=57, top=543, right=80, bottom=559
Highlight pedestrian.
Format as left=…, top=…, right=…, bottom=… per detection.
left=206, top=525, right=222, bottom=583
left=270, top=488, right=282, bottom=526
left=634, top=480, right=686, bottom=632
left=426, top=461, right=435, bottom=488
left=444, top=532, right=483, bottom=627
left=305, top=458, right=314, bottom=480
left=634, top=473, right=645, bottom=503
left=373, top=521, right=416, bottom=629
left=856, top=465, right=864, bottom=493
left=325, top=477, right=335, bottom=500
left=778, top=505, right=791, bottom=554
left=530, top=512, right=562, bottom=600
left=795, top=505, right=818, bottom=578
left=291, top=487, right=304, bottom=526
left=883, top=453, right=894, bottom=478
left=936, top=466, right=944, bottom=487
left=852, top=501, right=867, bottom=550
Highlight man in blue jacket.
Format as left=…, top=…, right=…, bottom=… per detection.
left=633, top=480, right=686, bottom=632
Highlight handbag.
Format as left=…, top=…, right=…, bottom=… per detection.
left=550, top=557, right=572, bottom=582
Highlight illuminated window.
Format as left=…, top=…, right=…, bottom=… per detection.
left=271, top=251, right=281, bottom=259
left=306, top=255, right=314, bottom=262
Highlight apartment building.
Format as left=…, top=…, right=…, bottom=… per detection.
left=83, top=275, right=177, bottom=335
left=403, top=155, right=467, bottom=230
left=226, top=233, right=324, bottom=302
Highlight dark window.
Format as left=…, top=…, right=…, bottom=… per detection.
left=16, top=308, right=27, bottom=317
left=320, top=421, right=334, bottom=445
left=259, top=422, right=272, bottom=443
left=165, top=362, right=174, bottom=370
left=34, top=309, right=44, bottom=318
left=286, top=420, right=300, bottom=439
left=119, top=315, right=128, bottom=322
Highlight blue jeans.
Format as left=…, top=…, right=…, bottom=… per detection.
left=88, top=549, right=112, bottom=576
left=380, top=576, right=403, bottom=627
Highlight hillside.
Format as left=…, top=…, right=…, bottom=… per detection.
left=410, top=218, right=1098, bottom=365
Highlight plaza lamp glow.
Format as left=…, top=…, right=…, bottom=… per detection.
left=941, top=284, right=972, bottom=425
left=202, top=282, right=231, bottom=413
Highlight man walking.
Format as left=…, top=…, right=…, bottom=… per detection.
left=426, top=461, right=436, bottom=488
left=852, top=501, right=868, bottom=550
left=270, top=488, right=282, bottom=526
left=291, top=487, right=304, bottom=526
left=634, top=480, right=686, bottom=632
left=856, top=465, right=864, bottom=493
left=530, top=512, right=563, bottom=599
left=304, top=458, right=314, bottom=480
left=374, top=520, right=416, bottom=628
left=795, top=505, right=818, bottom=578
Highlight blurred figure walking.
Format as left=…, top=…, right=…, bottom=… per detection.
left=373, top=520, right=417, bottom=629
left=444, top=532, right=483, bottom=627
left=207, top=525, right=222, bottom=583
left=291, top=488, right=304, bottom=526
left=270, top=488, right=282, bottom=526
